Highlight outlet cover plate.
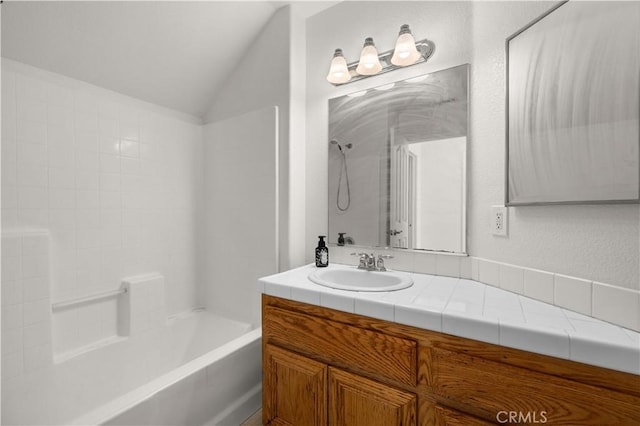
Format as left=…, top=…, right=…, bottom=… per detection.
left=492, top=205, right=508, bottom=236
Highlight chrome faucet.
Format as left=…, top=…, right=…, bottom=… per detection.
left=351, top=253, right=394, bottom=271
left=376, top=254, right=393, bottom=271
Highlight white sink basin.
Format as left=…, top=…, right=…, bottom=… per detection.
left=308, top=267, right=413, bottom=292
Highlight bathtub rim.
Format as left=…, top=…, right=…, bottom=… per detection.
left=70, top=327, right=262, bottom=426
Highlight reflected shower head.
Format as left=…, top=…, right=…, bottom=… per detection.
left=330, top=139, right=352, bottom=152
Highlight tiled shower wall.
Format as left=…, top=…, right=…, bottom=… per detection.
left=1, top=59, right=203, bottom=318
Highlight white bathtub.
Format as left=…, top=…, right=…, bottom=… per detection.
left=2, top=310, right=262, bottom=425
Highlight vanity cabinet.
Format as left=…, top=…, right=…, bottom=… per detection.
left=262, top=295, right=640, bottom=425
left=264, top=342, right=417, bottom=426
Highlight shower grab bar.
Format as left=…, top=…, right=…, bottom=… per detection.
left=51, top=287, right=128, bottom=311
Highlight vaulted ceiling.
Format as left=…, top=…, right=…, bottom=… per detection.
left=2, top=1, right=285, bottom=118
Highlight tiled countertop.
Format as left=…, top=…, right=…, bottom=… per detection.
left=259, top=263, right=640, bottom=375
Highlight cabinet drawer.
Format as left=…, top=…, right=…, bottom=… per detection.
left=263, top=305, right=417, bottom=386
left=431, top=348, right=640, bottom=425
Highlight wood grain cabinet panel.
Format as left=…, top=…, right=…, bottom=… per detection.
left=262, top=295, right=640, bottom=426
left=263, top=344, right=327, bottom=426
left=434, top=405, right=493, bottom=426
left=431, top=348, right=640, bottom=425
left=263, top=305, right=417, bottom=386
left=329, top=367, right=417, bottom=426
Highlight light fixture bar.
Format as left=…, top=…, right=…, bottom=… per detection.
left=329, top=38, right=435, bottom=86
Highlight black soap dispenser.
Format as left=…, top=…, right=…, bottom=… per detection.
left=315, top=236, right=329, bottom=267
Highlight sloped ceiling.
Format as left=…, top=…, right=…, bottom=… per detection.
left=1, top=1, right=281, bottom=118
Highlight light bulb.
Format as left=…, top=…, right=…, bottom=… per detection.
left=355, top=38, right=382, bottom=75
left=326, top=49, right=351, bottom=84
left=391, top=24, right=421, bottom=66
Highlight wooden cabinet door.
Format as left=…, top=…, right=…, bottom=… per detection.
left=329, top=367, right=416, bottom=426
left=434, top=405, right=493, bottom=426
left=263, top=344, right=327, bottom=426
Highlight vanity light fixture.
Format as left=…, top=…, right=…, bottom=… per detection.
left=326, top=24, right=435, bottom=86
left=391, top=24, right=422, bottom=66
left=326, top=48, right=351, bottom=84
left=355, top=38, right=382, bottom=75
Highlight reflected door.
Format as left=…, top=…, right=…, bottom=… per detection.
left=389, top=129, right=416, bottom=249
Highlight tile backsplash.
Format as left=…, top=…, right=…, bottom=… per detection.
left=329, top=245, right=640, bottom=332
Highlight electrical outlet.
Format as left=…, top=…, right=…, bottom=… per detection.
left=492, top=205, right=508, bottom=236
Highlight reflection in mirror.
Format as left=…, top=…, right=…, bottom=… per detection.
left=328, top=64, right=468, bottom=253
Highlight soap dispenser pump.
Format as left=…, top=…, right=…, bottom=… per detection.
left=315, top=236, right=329, bottom=267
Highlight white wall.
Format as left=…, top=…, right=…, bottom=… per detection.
left=203, top=107, right=279, bottom=327
left=468, top=1, right=639, bottom=290
left=1, top=60, right=203, bottom=319
left=306, top=2, right=638, bottom=293
left=412, top=137, right=466, bottom=252
left=205, top=6, right=298, bottom=273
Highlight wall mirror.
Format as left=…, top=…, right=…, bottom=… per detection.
left=328, top=64, right=469, bottom=253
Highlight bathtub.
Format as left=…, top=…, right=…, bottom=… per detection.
left=2, top=310, right=262, bottom=425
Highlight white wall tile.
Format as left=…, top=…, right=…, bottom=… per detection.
left=47, top=106, right=74, bottom=129
left=477, top=259, right=500, bottom=287
left=49, top=167, right=75, bottom=189
left=16, top=122, right=47, bottom=145
left=18, top=188, right=48, bottom=209
left=555, top=274, right=592, bottom=316
left=17, top=165, right=48, bottom=188
left=2, top=352, right=24, bottom=380
left=99, top=153, right=120, bottom=173
left=75, top=150, right=99, bottom=171
left=499, top=264, right=524, bottom=293
left=23, top=299, right=51, bottom=326
left=436, top=254, right=461, bottom=277
left=22, top=278, right=49, bottom=303
left=459, top=256, right=472, bottom=279
left=2, top=237, right=21, bottom=259
left=48, top=125, right=74, bottom=148
left=48, top=146, right=75, bottom=168
left=23, top=322, right=52, bottom=349
left=1, top=304, right=23, bottom=332
left=17, top=98, right=46, bottom=123
left=18, top=209, right=49, bottom=228
left=412, top=251, right=434, bottom=274
left=2, top=280, right=22, bottom=307
left=2, top=186, right=18, bottom=210
left=592, top=282, right=639, bottom=331
left=2, top=161, right=18, bottom=187
left=523, top=268, right=555, bottom=305
left=326, top=245, right=353, bottom=265
left=24, top=343, right=52, bottom=372
left=120, top=139, right=140, bottom=158
left=99, top=136, right=120, bottom=155
left=2, top=328, right=23, bottom=356
left=21, top=254, right=49, bottom=279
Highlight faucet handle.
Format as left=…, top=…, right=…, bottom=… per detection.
left=351, top=253, right=370, bottom=269
left=376, top=254, right=393, bottom=272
